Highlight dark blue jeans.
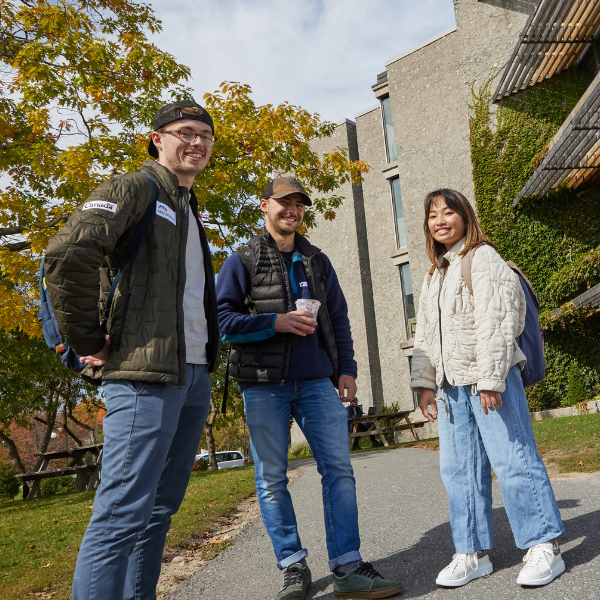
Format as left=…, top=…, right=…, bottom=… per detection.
left=243, top=378, right=362, bottom=571
left=71, top=364, right=211, bottom=600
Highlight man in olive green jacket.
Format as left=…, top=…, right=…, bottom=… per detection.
left=45, top=100, right=219, bottom=600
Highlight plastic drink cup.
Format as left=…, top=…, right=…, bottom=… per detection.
left=295, top=298, right=321, bottom=321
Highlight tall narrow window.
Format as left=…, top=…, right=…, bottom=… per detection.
left=400, top=263, right=416, bottom=339
left=381, top=96, right=397, bottom=163
left=391, top=177, right=407, bottom=249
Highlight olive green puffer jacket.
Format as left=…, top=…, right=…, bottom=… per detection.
left=44, top=160, right=220, bottom=385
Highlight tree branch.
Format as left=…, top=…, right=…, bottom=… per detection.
left=2, top=240, right=31, bottom=252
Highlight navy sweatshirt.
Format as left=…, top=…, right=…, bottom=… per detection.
left=216, top=248, right=357, bottom=387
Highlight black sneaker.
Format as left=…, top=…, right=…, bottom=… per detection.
left=333, top=561, right=403, bottom=598
left=275, top=563, right=312, bottom=600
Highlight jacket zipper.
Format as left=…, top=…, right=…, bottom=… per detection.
left=437, top=268, right=450, bottom=418
left=279, top=247, right=293, bottom=387
left=175, top=190, right=188, bottom=386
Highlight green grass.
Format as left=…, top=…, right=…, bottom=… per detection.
left=532, top=412, right=600, bottom=473
left=0, top=467, right=256, bottom=600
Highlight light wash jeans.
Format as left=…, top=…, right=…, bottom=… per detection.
left=437, top=365, right=563, bottom=554
left=243, top=378, right=362, bottom=572
left=72, top=364, right=211, bottom=600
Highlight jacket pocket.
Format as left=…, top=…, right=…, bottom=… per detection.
left=107, top=292, right=131, bottom=352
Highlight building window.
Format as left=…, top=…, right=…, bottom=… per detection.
left=400, top=263, right=416, bottom=339
left=390, top=177, right=407, bottom=249
left=381, top=96, right=397, bottom=163
left=408, top=357, right=421, bottom=411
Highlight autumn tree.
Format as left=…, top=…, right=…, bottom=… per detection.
left=0, top=0, right=366, bottom=335
left=0, top=1, right=367, bottom=459
left=0, top=331, right=101, bottom=473
left=0, top=0, right=192, bottom=335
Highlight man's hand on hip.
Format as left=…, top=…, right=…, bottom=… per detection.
left=80, top=335, right=110, bottom=367
left=274, top=311, right=316, bottom=336
left=338, top=374, right=356, bottom=402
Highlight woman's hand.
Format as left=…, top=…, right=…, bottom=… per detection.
left=419, top=388, right=438, bottom=422
left=480, top=390, right=502, bottom=415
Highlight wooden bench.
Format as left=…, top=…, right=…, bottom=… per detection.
left=17, top=443, right=103, bottom=499
left=348, top=411, right=426, bottom=449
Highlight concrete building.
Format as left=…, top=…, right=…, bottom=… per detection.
left=291, top=0, right=537, bottom=448
left=292, top=0, right=600, bottom=448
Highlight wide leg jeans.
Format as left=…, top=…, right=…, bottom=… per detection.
left=437, top=365, right=564, bottom=554
left=71, top=364, right=211, bottom=600
left=243, top=378, right=362, bottom=572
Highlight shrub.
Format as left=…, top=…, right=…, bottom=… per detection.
left=565, top=364, right=586, bottom=407
left=192, top=458, right=209, bottom=472
left=0, top=463, right=20, bottom=501
left=40, top=475, right=78, bottom=496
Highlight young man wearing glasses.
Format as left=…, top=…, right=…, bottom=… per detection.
left=44, top=100, right=220, bottom=600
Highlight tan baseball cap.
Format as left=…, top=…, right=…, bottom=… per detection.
left=262, top=177, right=312, bottom=206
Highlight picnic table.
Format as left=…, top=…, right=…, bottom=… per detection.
left=17, top=443, right=103, bottom=500
left=347, top=411, right=426, bottom=450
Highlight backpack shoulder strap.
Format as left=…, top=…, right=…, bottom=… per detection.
left=236, top=245, right=255, bottom=278
left=236, top=246, right=257, bottom=313
left=506, top=260, right=540, bottom=312
left=101, top=173, right=160, bottom=332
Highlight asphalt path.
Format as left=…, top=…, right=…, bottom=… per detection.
left=165, top=448, right=600, bottom=600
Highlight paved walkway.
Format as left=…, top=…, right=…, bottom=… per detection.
left=166, top=448, right=600, bottom=600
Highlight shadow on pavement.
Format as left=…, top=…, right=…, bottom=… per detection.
left=307, top=500, right=599, bottom=599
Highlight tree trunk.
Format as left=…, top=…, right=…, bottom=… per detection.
left=204, top=396, right=219, bottom=471
left=0, top=430, right=27, bottom=473
left=33, top=391, right=59, bottom=472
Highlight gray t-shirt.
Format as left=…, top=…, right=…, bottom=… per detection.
left=183, top=203, right=208, bottom=364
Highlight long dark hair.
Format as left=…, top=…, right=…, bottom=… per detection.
left=423, top=189, right=495, bottom=267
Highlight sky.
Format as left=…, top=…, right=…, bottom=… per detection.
left=148, top=0, right=457, bottom=124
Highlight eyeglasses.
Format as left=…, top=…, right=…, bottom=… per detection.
left=161, top=128, right=217, bottom=147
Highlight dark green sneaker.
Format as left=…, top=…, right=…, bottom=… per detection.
left=332, top=561, right=403, bottom=598
left=275, top=563, right=312, bottom=600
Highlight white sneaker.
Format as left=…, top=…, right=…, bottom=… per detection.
left=517, top=542, right=565, bottom=586
left=436, top=551, right=493, bottom=587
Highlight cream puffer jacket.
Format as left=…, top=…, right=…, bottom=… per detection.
left=410, top=238, right=526, bottom=394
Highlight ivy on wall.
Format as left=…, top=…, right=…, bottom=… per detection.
left=469, top=69, right=600, bottom=411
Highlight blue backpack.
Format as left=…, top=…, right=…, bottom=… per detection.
left=461, top=247, right=546, bottom=388
left=39, top=173, right=159, bottom=372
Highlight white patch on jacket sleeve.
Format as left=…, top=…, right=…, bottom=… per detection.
left=156, top=202, right=176, bottom=225
left=82, top=200, right=117, bottom=213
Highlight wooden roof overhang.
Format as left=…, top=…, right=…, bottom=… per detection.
left=514, top=72, right=600, bottom=205
left=493, top=0, right=600, bottom=102
left=550, top=282, right=600, bottom=316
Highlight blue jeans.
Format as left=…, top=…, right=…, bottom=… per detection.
left=243, top=378, right=362, bottom=572
left=437, top=365, right=563, bottom=554
left=72, top=364, right=211, bottom=600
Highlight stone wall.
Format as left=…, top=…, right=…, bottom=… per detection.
left=308, top=120, right=384, bottom=409
left=296, top=0, right=535, bottom=445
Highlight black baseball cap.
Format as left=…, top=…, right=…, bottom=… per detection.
left=262, top=177, right=312, bottom=206
left=148, top=100, right=214, bottom=158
